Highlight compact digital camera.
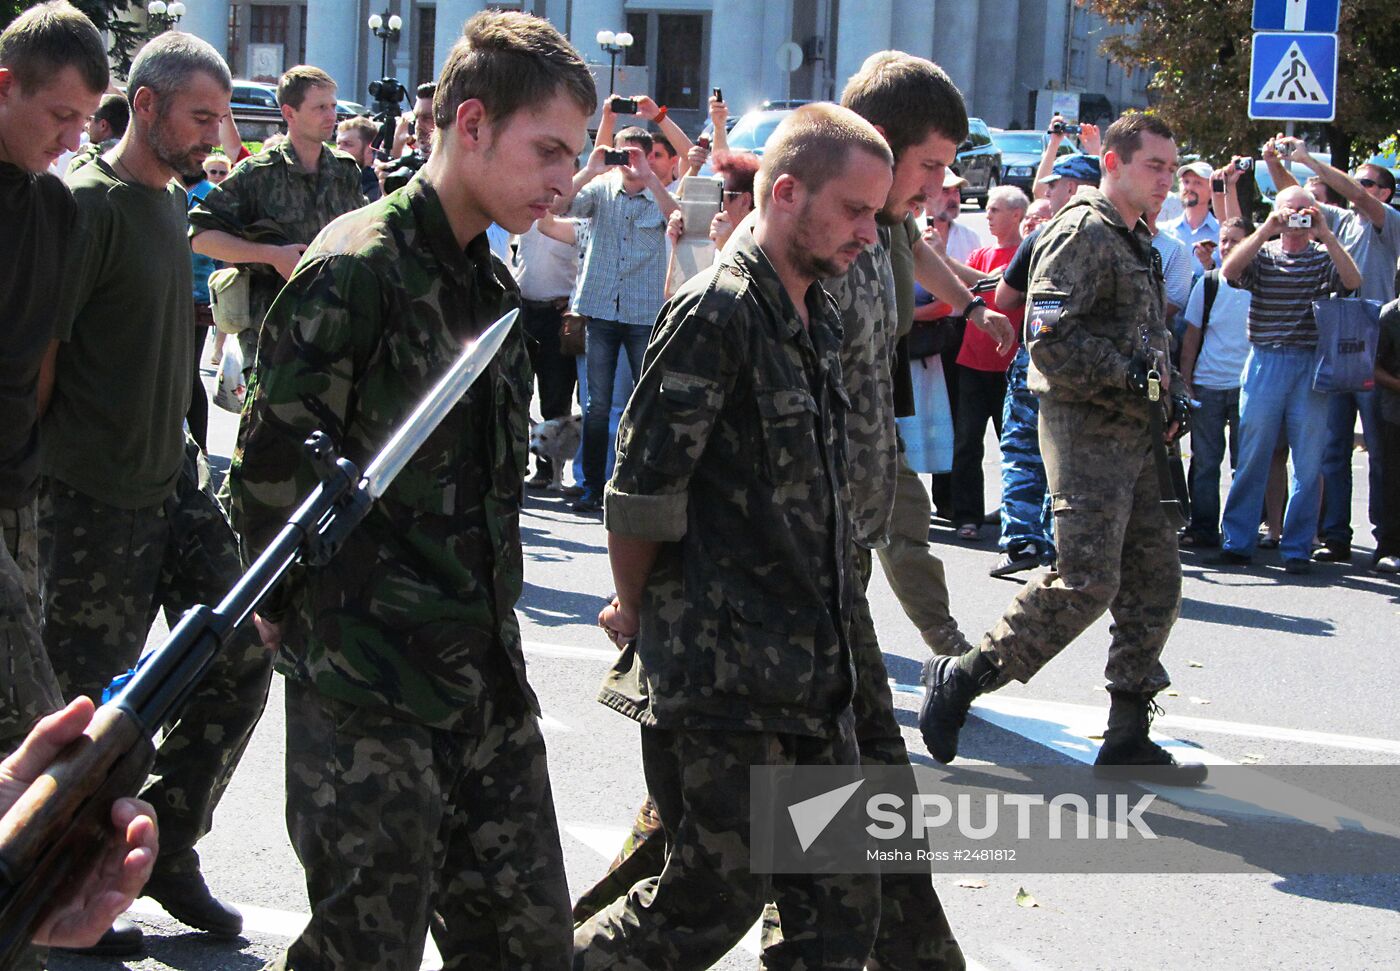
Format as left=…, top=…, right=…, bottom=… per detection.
left=1287, top=213, right=1312, bottom=229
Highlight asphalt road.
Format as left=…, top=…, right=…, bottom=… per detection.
left=51, top=207, right=1400, bottom=971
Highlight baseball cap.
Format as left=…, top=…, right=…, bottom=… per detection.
left=1176, top=161, right=1213, bottom=181
left=1037, top=154, right=1101, bottom=186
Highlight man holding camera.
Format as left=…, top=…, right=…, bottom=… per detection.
left=190, top=65, right=366, bottom=367
left=1212, top=184, right=1361, bottom=574
left=551, top=126, right=678, bottom=513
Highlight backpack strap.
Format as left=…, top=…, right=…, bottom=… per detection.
left=1201, top=268, right=1220, bottom=339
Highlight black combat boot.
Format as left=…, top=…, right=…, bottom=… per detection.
left=1093, top=690, right=1209, bottom=787
left=142, top=851, right=243, bottom=938
left=55, top=916, right=143, bottom=957
left=918, top=650, right=998, bottom=764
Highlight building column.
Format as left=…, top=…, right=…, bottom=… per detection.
left=434, top=0, right=488, bottom=78
left=892, top=0, right=934, bottom=62
left=931, top=0, right=979, bottom=108
left=758, top=0, right=795, bottom=105
left=181, top=0, right=230, bottom=62
left=709, top=0, right=766, bottom=114
left=833, top=0, right=891, bottom=95
left=305, top=0, right=360, bottom=93
left=977, top=0, right=1018, bottom=126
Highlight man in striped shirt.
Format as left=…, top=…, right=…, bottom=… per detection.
left=1213, top=185, right=1361, bottom=574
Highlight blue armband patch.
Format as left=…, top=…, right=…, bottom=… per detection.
left=1026, top=294, right=1066, bottom=342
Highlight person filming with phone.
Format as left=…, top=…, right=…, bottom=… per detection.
left=551, top=125, right=678, bottom=513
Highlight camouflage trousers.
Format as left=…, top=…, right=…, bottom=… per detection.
left=998, top=347, right=1055, bottom=555
left=980, top=398, right=1177, bottom=694
left=0, top=500, right=62, bottom=754
left=573, top=722, right=880, bottom=971
left=571, top=561, right=966, bottom=970
left=37, top=442, right=275, bottom=865
left=278, top=679, right=573, bottom=971
left=875, top=444, right=973, bottom=656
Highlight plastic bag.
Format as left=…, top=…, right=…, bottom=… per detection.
left=1312, top=297, right=1381, bottom=393
left=212, top=337, right=246, bottom=413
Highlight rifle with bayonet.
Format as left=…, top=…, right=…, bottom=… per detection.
left=0, top=309, right=518, bottom=969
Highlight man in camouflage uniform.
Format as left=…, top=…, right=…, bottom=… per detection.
left=227, top=13, right=596, bottom=971
left=189, top=63, right=366, bottom=370
left=578, top=103, right=891, bottom=971
left=920, top=113, right=1209, bottom=785
left=37, top=32, right=271, bottom=946
left=572, top=53, right=1012, bottom=971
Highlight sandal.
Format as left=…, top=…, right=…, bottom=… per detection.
left=1258, top=534, right=1280, bottom=549
left=957, top=523, right=980, bottom=540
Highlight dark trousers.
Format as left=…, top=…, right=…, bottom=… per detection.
left=522, top=299, right=578, bottom=421
left=1380, top=418, right=1400, bottom=558
left=187, top=307, right=213, bottom=454
left=951, top=365, right=1007, bottom=525
left=582, top=320, right=650, bottom=497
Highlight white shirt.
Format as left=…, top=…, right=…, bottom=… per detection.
left=946, top=220, right=982, bottom=263
left=512, top=223, right=580, bottom=302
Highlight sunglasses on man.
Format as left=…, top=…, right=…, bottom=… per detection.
left=1357, top=177, right=1380, bottom=189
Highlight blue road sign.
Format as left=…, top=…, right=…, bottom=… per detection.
left=1253, top=0, right=1339, bottom=33
left=1249, top=31, right=1337, bottom=122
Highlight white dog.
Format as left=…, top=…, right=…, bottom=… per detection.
left=528, top=414, right=582, bottom=490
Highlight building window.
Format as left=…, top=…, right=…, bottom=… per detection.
left=250, top=4, right=289, bottom=47
left=227, top=4, right=241, bottom=77
left=625, top=12, right=647, bottom=67
left=417, top=7, right=436, bottom=89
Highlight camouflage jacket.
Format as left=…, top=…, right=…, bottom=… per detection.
left=1025, top=189, right=1175, bottom=422
left=600, top=230, right=855, bottom=738
left=188, top=140, right=366, bottom=355
left=824, top=228, right=899, bottom=550
left=226, top=174, right=533, bottom=732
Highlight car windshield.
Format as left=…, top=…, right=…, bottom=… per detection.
left=727, top=113, right=786, bottom=154
left=994, top=133, right=1045, bottom=155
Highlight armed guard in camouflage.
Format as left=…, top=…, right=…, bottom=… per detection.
left=228, top=12, right=597, bottom=970
left=920, top=113, right=1209, bottom=786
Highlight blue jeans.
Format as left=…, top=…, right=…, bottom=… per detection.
left=1319, top=388, right=1383, bottom=545
left=998, top=347, right=1054, bottom=554
left=1220, top=345, right=1330, bottom=561
left=582, top=319, right=649, bottom=497
left=1185, top=385, right=1240, bottom=541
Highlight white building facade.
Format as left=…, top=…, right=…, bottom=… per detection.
left=174, top=0, right=1148, bottom=133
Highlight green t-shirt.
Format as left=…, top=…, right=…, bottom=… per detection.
left=43, top=159, right=193, bottom=509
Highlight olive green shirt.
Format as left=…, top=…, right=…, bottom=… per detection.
left=43, top=160, right=193, bottom=508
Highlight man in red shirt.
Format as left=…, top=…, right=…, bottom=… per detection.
left=951, top=185, right=1030, bottom=537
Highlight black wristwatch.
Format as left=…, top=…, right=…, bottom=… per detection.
left=960, top=296, right=987, bottom=319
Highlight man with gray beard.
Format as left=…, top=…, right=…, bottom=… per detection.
left=38, top=30, right=273, bottom=948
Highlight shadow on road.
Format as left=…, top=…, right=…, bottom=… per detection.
left=519, top=579, right=606, bottom=627
left=1178, top=595, right=1336, bottom=636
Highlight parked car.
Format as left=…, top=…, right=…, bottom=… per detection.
left=954, top=117, right=1002, bottom=208
left=230, top=80, right=279, bottom=111
left=991, top=129, right=1075, bottom=196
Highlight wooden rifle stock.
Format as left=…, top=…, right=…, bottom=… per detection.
left=0, top=707, right=154, bottom=969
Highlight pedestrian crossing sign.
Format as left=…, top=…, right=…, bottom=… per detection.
left=1248, top=31, right=1337, bottom=122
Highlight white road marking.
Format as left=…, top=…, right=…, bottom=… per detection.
left=540, top=713, right=573, bottom=733
left=892, top=679, right=1400, bottom=756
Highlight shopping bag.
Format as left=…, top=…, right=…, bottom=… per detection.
left=212, top=338, right=246, bottom=413
left=1312, top=297, right=1381, bottom=393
